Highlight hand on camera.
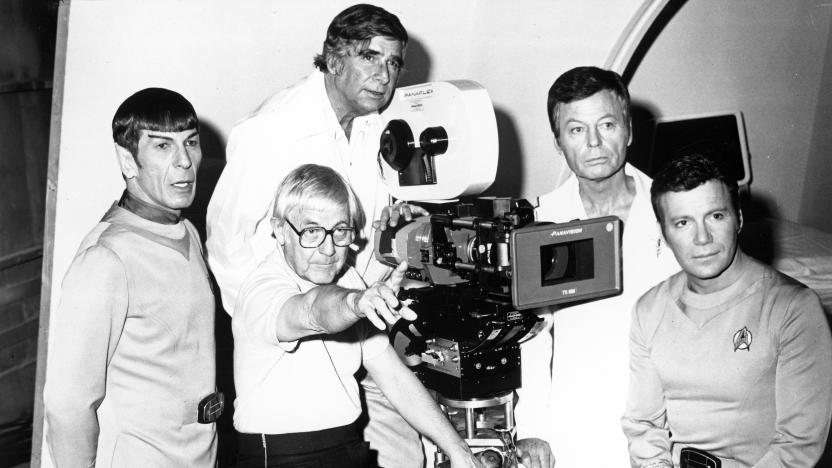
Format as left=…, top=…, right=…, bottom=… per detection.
left=354, top=261, right=417, bottom=330
left=374, top=202, right=429, bottom=231
left=516, top=438, right=556, bottom=468
left=445, top=447, right=486, bottom=468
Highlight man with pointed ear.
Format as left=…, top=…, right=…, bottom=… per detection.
left=43, top=88, right=220, bottom=467
left=622, top=153, right=832, bottom=468
left=206, top=4, right=429, bottom=467
left=516, top=66, right=680, bottom=467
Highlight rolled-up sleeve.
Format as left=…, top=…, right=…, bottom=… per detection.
left=235, top=263, right=302, bottom=352
left=44, top=246, right=129, bottom=468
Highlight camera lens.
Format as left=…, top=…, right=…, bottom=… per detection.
left=539, top=239, right=595, bottom=286
left=541, top=244, right=570, bottom=283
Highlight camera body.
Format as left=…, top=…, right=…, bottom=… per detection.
left=375, top=80, right=623, bottom=465
left=375, top=197, right=621, bottom=400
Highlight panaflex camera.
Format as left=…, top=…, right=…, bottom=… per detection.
left=375, top=198, right=622, bottom=398
left=375, top=81, right=622, bottom=467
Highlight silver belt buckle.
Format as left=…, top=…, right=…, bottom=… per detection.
left=680, top=447, right=721, bottom=468
left=197, top=391, right=224, bottom=424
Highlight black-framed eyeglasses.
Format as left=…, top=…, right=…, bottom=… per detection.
left=282, top=218, right=355, bottom=248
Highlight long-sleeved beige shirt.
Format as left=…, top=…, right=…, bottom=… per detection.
left=623, top=253, right=832, bottom=468
left=44, top=204, right=217, bottom=467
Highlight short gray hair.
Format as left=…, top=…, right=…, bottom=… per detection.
left=272, top=164, right=364, bottom=231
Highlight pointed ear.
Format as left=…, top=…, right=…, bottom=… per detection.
left=115, top=144, right=138, bottom=179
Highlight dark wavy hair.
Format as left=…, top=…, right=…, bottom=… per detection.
left=650, top=153, right=740, bottom=226
left=313, top=4, right=407, bottom=72
left=546, top=66, right=630, bottom=139
left=112, top=87, right=198, bottom=159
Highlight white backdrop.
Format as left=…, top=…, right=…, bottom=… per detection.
left=39, top=0, right=649, bottom=465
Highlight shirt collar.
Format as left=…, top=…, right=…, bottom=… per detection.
left=563, top=162, right=651, bottom=218
left=118, top=190, right=181, bottom=224
left=310, top=69, right=382, bottom=141
left=103, top=202, right=191, bottom=259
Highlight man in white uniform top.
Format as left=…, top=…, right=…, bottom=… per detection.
left=520, top=66, right=680, bottom=467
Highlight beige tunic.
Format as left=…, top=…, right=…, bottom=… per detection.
left=44, top=204, right=217, bottom=467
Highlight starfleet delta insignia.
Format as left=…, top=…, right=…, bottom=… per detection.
left=733, top=326, right=752, bottom=352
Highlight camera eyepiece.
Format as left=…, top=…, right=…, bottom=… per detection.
left=419, top=126, right=449, bottom=156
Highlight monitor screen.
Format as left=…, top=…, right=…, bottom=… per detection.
left=649, top=111, right=751, bottom=186
left=539, top=238, right=595, bottom=287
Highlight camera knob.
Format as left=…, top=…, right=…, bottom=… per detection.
left=419, top=126, right=449, bottom=156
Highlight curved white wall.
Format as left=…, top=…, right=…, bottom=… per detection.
left=627, top=0, right=832, bottom=229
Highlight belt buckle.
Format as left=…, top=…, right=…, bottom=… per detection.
left=197, top=391, right=224, bottom=424
left=680, top=447, right=721, bottom=468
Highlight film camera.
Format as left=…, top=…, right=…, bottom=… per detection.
left=375, top=81, right=622, bottom=467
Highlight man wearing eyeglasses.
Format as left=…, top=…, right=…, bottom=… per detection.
left=231, top=164, right=482, bottom=468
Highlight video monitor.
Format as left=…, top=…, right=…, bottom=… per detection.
left=649, top=111, right=751, bottom=186
left=511, top=216, right=622, bottom=310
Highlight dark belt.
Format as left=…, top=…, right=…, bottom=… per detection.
left=238, top=420, right=363, bottom=455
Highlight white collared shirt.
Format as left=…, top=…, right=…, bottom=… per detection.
left=519, top=163, right=680, bottom=466
left=232, top=246, right=389, bottom=434
left=206, top=70, right=392, bottom=315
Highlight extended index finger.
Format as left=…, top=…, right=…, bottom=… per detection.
left=387, top=261, right=408, bottom=292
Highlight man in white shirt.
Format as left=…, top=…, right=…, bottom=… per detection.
left=519, top=66, right=680, bottom=467
left=206, top=5, right=426, bottom=466
left=232, top=164, right=482, bottom=468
